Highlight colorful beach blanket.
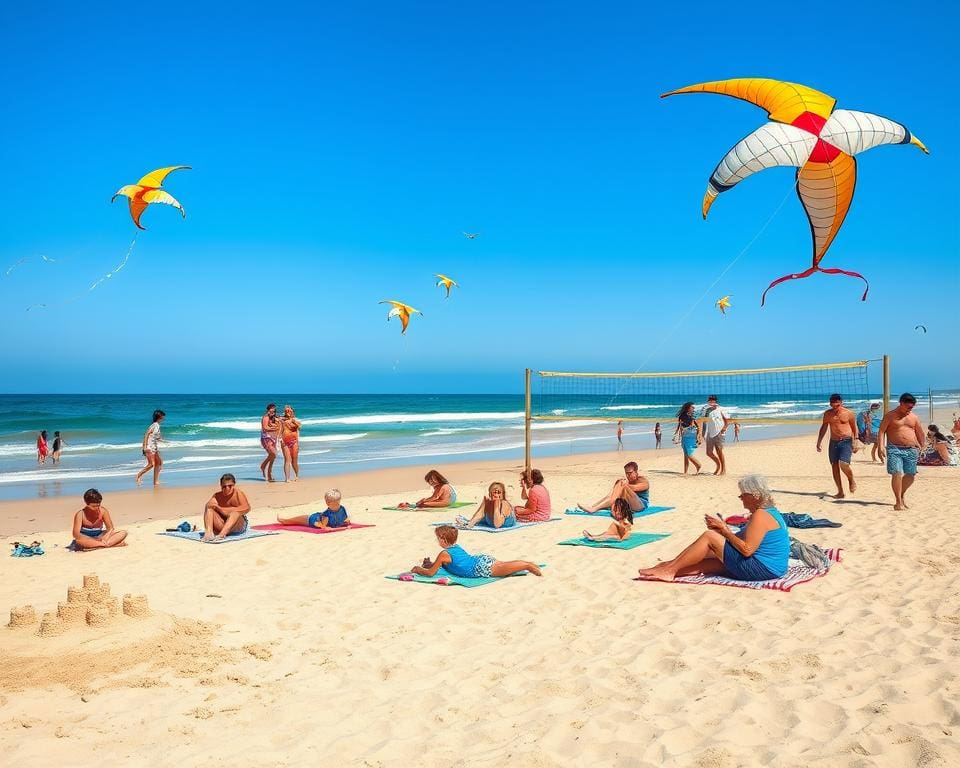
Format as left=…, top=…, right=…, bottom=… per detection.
left=382, top=501, right=474, bottom=511
left=252, top=523, right=375, bottom=534
left=157, top=529, right=278, bottom=544
left=634, top=548, right=843, bottom=592
left=558, top=532, right=671, bottom=550
left=564, top=506, right=674, bottom=518
left=385, top=564, right=546, bottom=588
left=430, top=517, right=561, bottom=533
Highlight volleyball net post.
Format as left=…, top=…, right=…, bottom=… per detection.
left=523, top=358, right=886, bottom=469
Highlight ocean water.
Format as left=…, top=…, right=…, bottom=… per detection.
left=1, top=392, right=952, bottom=502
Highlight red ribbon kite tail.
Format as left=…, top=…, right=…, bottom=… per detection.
left=761, top=266, right=869, bottom=306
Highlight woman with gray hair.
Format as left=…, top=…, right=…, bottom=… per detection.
left=638, top=474, right=789, bottom=582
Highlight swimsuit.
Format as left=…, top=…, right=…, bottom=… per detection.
left=828, top=437, right=853, bottom=464
left=261, top=435, right=277, bottom=452
left=886, top=444, right=919, bottom=475
left=308, top=506, right=349, bottom=528
left=38, top=438, right=48, bottom=457
left=482, top=500, right=516, bottom=528
left=441, top=544, right=494, bottom=578
left=76, top=510, right=106, bottom=545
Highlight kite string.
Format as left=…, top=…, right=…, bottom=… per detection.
left=601, top=183, right=796, bottom=406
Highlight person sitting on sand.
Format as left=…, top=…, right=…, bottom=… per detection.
left=414, top=469, right=457, bottom=508
left=411, top=525, right=541, bottom=579
left=918, top=425, right=959, bottom=467
left=202, top=473, right=251, bottom=541
left=638, top=474, right=788, bottom=582
left=582, top=498, right=633, bottom=542
left=458, top=482, right=515, bottom=529
left=577, top=461, right=649, bottom=513
left=514, top=468, right=552, bottom=522
left=72, top=488, right=128, bottom=550
left=277, top=488, right=351, bottom=528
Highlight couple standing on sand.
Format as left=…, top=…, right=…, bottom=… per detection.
left=260, top=403, right=302, bottom=483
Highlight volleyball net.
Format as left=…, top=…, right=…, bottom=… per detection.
left=522, top=358, right=889, bottom=468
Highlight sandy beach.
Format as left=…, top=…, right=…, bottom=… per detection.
left=2, top=426, right=958, bottom=768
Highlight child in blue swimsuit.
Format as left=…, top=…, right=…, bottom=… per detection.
left=277, top=489, right=350, bottom=528
left=411, top=526, right=541, bottom=579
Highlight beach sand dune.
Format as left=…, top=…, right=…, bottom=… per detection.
left=1, top=433, right=958, bottom=767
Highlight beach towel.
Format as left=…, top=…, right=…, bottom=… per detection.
left=385, top=564, right=546, bottom=588
left=634, top=548, right=843, bottom=592
left=564, top=506, right=674, bottom=518
left=11, top=543, right=44, bottom=557
left=157, top=529, right=278, bottom=544
left=382, top=501, right=474, bottom=511
left=252, top=523, right=375, bottom=534
left=558, top=532, right=671, bottom=550
left=430, top=517, right=561, bottom=533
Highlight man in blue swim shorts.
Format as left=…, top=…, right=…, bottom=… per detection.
left=878, top=393, right=925, bottom=511
left=816, top=394, right=858, bottom=499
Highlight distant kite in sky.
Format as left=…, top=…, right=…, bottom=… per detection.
left=716, top=295, right=732, bottom=315
left=435, top=274, right=459, bottom=298
left=915, top=324, right=927, bottom=333
left=462, top=232, right=480, bottom=240
left=379, top=300, right=423, bottom=335
left=4, top=254, right=56, bottom=277
left=112, top=166, right=191, bottom=229
left=662, top=78, right=928, bottom=305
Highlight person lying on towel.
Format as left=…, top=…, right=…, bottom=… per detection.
left=411, top=525, right=541, bottom=579
left=276, top=489, right=350, bottom=528
left=582, top=498, right=633, bottom=542
left=637, top=474, right=788, bottom=582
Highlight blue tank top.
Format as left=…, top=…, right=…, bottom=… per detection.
left=750, top=507, right=789, bottom=576
left=442, top=544, right=479, bottom=578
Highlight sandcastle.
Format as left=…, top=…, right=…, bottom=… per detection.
left=6, top=573, right=150, bottom=637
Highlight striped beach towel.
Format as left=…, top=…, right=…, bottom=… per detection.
left=634, top=548, right=842, bottom=592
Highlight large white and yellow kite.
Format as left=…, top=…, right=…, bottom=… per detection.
left=662, top=78, right=927, bottom=304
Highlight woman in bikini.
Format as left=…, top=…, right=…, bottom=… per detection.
left=72, top=488, right=128, bottom=550
left=459, top=482, right=516, bottom=529
left=280, top=404, right=302, bottom=482
left=259, top=403, right=281, bottom=482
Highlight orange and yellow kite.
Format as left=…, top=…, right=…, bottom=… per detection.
left=716, top=295, right=732, bottom=315
left=112, top=166, right=190, bottom=229
left=434, top=274, right=459, bottom=298
left=379, top=300, right=422, bottom=335
left=662, top=79, right=928, bottom=304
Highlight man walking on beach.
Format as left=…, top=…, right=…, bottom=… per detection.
left=816, top=394, right=857, bottom=499
left=877, top=393, right=925, bottom=511
left=700, top=395, right=731, bottom=475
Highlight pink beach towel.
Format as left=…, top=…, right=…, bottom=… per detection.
left=252, top=523, right=375, bottom=534
left=634, top=548, right=843, bottom=592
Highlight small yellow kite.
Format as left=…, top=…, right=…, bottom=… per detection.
left=112, top=166, right=191, bottom=229
left=435, top=273, right=459, bottom=298
left=716, top=295, right=732, bottom=315
left=379, top=300, right=423, bottom=335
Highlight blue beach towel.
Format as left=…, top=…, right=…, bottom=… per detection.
left=157, top=529, right=278, bottom=544
left=430, top=517, right=561, bottom=533
left=11, top=543, right=44, bottom=557
left=385, top=564, right=546, bottom=588
left=558, top=532, right=671, bottom=550
left=564, top=506, right=674, bottom=518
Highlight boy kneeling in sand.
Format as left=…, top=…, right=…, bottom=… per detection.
left=277, top=489, right=350, bottom=529
left=411, top=525, right=541, bottom=579
left=72, top=488, right=128, bottom=550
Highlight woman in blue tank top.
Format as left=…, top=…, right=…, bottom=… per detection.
left=638, top=474, right=789, bottom=582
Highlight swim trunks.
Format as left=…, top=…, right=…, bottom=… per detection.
left=886, top=444, right=919, bottom=476
left=705, top=433, right=725, bottom=451
left=473, top=553, right=496, bottom=578
left=828, top=437, right=853, bottom=464
left=227, top=515, right=249, bottom=535
left=261, top=436, right=277, bottom=452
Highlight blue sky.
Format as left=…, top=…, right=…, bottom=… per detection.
left=1, top=2, right=956, bottom=393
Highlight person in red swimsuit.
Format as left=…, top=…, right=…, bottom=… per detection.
left=37, top=430, right=49, bottom=465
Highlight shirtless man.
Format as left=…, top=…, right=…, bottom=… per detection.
left=202, top=473, right=251, bottom=541
left=577, top=461, right=650, bottom=513
left=877, top=393, right=925, bottom=511
left=816, top=393, right=858, bottom=499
